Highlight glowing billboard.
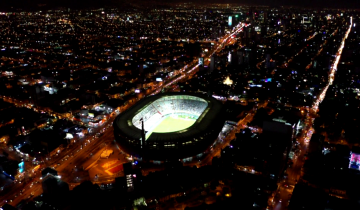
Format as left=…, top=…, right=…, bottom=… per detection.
left=198, top=57, right=204, bottom=66
left=349, top=152, right=360, bottom=170
left=228, top=16, right=232, bottom=26
left=265, top=78, right=272, bottom=83
left=18, top=161, right=25, bottom=173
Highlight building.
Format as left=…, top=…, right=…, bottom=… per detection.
left=41, top=168, right=69, bottom=196
left=113, top=93, right=225, bottom=161
left=210, top=55, right=217, bottom=72
left=349, top=147, right=360, bottom=170
left=263, top=109, right=301, bottom=144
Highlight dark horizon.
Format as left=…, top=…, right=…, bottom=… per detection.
left=0, top=0, right=359, bottom=10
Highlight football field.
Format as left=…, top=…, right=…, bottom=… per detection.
left=151, top=115, right=196, bottom=133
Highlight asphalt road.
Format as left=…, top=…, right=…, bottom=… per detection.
left=271, top=123, right=311, bottom=210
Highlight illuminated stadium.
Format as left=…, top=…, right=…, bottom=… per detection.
left=114, top=93, right=225, bottom=161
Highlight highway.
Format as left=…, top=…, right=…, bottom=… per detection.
left=152, top=22, right=247, bottom=95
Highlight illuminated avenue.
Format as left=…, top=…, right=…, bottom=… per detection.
left=0, top=3, right=359, bottom=210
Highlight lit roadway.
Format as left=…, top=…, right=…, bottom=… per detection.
left=269, top=17, right=352, bottom=210
left=152, top=22, right=248, bottom=95
left=1, top=22, right=249, bottom=207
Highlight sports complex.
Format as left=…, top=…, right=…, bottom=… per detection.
left=113, top=93, right=225, bottom=161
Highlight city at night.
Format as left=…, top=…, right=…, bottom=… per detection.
left=0, top=1, right=359, bottom=210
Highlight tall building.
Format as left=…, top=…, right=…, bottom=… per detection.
left=263, top=110, right=301, bottom=143
left=259, top=12, right=267, bottom=23
left=41, top=168, right=69, bottom=196
left=231, top=51, right=238, bottom=66
left=265, top=53, right=271, bottom=68
left=244, top=48, right=255, bottom=65
left=237, top=50, right=244, bottom=65
left=301, top=15, right=312, bottom=24
left=219, top=25, right=225, bottom=36
left=122, top=162, right=143, bottom=192
left=210, top=55, right=216, bottom=72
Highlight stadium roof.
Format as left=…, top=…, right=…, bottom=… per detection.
left=114, top=92, right=224, bottom=142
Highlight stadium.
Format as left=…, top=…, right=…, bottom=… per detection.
left=113, top=93, right=225, bottom=161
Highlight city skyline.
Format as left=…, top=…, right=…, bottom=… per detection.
left=0, top=0, right=360, bottom=10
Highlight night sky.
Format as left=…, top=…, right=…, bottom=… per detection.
left=0, top=0, right=358, bottom=10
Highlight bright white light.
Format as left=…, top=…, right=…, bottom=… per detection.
left=65, top=133, right=74, bottom=139
left=223, top=76, right=233, bottom=86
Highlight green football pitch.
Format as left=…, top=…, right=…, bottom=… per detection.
left=151, top=115, right=196, bottom=133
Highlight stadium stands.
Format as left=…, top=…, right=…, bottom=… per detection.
left=114, top=93, right=225, bottom=160
left=132, top=95, right=208, bottom=131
